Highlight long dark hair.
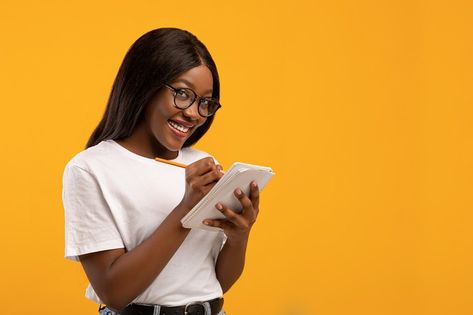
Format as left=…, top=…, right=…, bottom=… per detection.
left=86, top=28, right=220, bottom=148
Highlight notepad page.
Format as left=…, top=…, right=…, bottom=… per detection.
left=181, top=162, right=274, bottom=230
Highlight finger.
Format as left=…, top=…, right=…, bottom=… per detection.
left=249, top=181, right=260, bottom=212
left=215, top=202, right=248, bottom=228
left=203, top=218, right=232, bottom=230
left=234, top=188, right=254, bottom=214
left=187, top=157, right=216, bottom=176
left=188, top=172, right=222, bottom=197
left=216, top=164, right=225, bottom=174
left=198, top=167, right=224, bottom=186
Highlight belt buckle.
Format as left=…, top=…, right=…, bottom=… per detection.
left=184, top=301, right=206, bottom=315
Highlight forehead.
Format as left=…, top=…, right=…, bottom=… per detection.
left=171, top=65, right=213, bottom=95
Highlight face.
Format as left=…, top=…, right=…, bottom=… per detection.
left=142, top=65, right=213, bottom=158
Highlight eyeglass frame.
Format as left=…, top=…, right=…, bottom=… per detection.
left=164, top=84, right=222, bottom=118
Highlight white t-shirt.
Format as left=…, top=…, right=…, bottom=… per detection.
left=62, top=140, right=226, bottom=306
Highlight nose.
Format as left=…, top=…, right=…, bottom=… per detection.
left=182, top=100, right=201, bottom=120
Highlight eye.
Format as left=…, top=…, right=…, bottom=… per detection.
left=199, top=98, right=210, bottom=108
left=175, top=89, right=190, bottom=100
left=200, top=98, right=220, bottom=113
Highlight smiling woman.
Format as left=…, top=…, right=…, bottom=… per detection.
left=62, top=28, right=262, bottom=315
left=117, top=65, right=214, bottom=159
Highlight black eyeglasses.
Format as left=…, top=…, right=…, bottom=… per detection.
left=164, top=84, right=222, bottom=117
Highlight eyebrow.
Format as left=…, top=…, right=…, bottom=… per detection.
left=173, top=78, right=213, bottom=96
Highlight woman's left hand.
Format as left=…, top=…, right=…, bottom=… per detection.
left=203, top=180, right=260, bottom=244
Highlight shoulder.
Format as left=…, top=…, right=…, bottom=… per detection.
left=64, top=140, right=116, bottom=173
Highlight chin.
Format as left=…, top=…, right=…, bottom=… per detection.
left=164, top=137, right=188, bottom=152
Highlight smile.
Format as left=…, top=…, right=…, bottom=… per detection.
left=168, top=120, right=191, bottom=133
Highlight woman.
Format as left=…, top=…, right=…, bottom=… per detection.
left=62, top=28, right=260, bottom=315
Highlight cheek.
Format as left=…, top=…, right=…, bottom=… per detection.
left=195, top=117, right=208, bottom=130
left=149, top=102, right=173, bottom=123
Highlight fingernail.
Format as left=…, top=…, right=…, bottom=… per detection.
left=203, top=220, right=210, bottom=225
left=236, top=188, right=242, bottom=196
left=216, top=203, right=223, bottom=210
left=251, top=181, right=257, bottom=188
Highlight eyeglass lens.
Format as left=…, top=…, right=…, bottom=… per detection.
left=173, top=88, right=220, bottom=117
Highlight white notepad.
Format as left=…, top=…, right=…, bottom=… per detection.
left=181, top=162, right=275, bottom=231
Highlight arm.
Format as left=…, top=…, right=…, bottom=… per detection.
left=79, top=157, right=223, bottom=311
left=214, top=236, right=248, bottom=293
left=204, top=181, right=260, bottom=293
left=79, top=204, right=190, bottom=310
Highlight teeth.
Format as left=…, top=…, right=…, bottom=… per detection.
left=168, top=120, right=190, bottom=133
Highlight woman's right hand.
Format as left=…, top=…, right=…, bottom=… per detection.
left=179, top=157, right=224, bottom=211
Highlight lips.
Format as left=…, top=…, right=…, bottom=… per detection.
left=167, top=119, right=197, bottom=138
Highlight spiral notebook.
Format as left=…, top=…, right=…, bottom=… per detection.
left=181, top=162, right=275, bottom=230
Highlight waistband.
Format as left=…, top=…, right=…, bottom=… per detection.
left=99, top=297, right=224, bottom=315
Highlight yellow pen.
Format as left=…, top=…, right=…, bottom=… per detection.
left=154, top=157, right=187, bottom=168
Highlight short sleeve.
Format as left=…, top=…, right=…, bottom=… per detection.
left=211, top=231, right=227, bottom=263
left=63, top=163, right=124, bottom=261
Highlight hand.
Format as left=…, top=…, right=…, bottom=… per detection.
left=203, top=181, right=260, bottom=245
left=179, top=157, right=224, bottom=211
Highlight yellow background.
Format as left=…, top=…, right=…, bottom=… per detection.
left=0, top=1, right=471, bottom=314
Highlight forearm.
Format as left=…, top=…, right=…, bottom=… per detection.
left=89, top=203, right=191, bottom=310
left=215, top=238, right=248, bottom=293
